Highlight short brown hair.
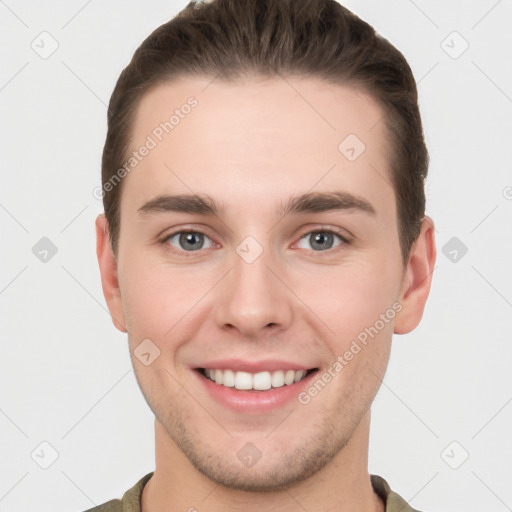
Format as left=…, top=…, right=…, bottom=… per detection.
left=102, top=0, right=429, bottom=263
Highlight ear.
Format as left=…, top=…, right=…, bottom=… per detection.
left=394, top=216, right=436, bottom=335
left=95, top=214, right=127, bottom=333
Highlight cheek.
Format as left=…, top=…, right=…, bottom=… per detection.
left=119, top=257, right=178, bottom=339
left=318, top=263, right=397, bottom=400
left=119, top=255, right=218, bottom=350
left=290, top=258, right=401, bottom=343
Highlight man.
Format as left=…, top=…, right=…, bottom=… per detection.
left=93, top=0, right=436, bottom=510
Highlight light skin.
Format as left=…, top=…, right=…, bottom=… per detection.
left=96, top=75, right=436, bottom=512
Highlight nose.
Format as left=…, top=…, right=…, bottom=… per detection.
left=214, top=245, right=294, bottom=338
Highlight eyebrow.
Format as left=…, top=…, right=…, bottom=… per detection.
left=137, top=191, right=376, bottom=218
left=138, top=194, right=220, bottom=216
left=279, top=191, right=376, bottom=217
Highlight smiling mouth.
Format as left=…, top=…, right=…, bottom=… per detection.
left=197, top=367, right=319, bottom=391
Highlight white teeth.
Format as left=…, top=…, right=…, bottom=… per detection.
left=253, top=371, right=272, bottom=390
left=271, top=370, right=285, bottom=388
left=202, top=368, right=310, bottom=390
left=234, top=371, right=253, bottom=390
left=222, top=369, right=235, bottom=387
left=284, top=370, right=295, bottom=385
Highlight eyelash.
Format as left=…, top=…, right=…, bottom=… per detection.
left=158, top=227, right=350, bottom=257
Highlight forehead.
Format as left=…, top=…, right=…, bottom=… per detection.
left=132, top=74, right=386, bottom=153
left=122, top=75, right=393, bottom=217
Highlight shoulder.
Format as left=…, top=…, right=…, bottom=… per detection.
left=371, top=474, right=423, bottom=512
left=80, top=473, right=154, bottom=512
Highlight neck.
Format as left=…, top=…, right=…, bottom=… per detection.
left=142, top=411, right=385, bottom=512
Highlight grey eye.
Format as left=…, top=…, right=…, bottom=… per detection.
left=297, top=231, right=343, bottom=251
left=167, top=232, right=213, bottom=251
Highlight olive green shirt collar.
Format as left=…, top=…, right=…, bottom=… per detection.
left=85, top=472, right=421, bottom=512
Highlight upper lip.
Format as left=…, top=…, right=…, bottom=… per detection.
left=194, top=359, right=317, bottom=373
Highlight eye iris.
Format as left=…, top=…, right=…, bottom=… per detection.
left=180, top=232, right=204, bottom=250
left=310, top=232, right=333, bottom=250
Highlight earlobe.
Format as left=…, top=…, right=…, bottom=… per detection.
left=95, top=214, right=127, bottom=333
left=394, top=216, right=436, bottom=335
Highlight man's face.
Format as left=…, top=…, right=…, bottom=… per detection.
left=110, top=75, right=409, bottom=490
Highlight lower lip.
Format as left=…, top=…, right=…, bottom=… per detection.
left=194, top=369, right=318, bottom=414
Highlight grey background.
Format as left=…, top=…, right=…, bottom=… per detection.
left=1, top=1, right=511, bottom=511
